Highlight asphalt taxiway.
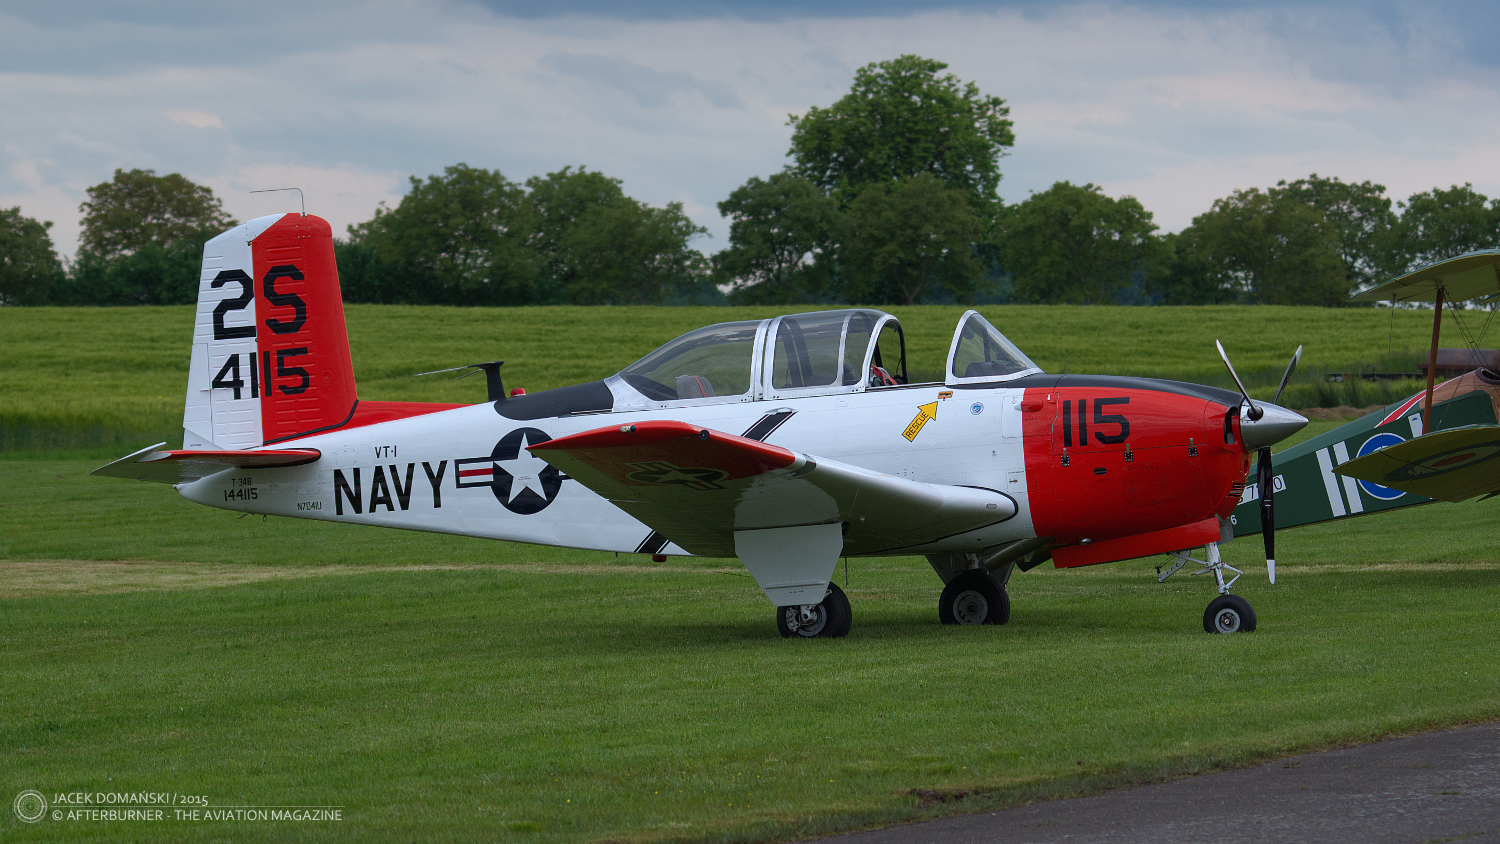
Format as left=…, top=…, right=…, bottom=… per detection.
left=827, top=722, right=1500, bottom=843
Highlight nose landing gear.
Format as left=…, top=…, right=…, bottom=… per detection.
left=1158, top=541, right=1257, bottom=633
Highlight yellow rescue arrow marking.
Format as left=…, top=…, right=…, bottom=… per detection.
left=903, top=401, right=939, bottom=442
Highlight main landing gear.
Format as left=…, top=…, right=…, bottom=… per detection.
left=1157, top=541, right=1257, bottom=634
left=776, top=582, right=852, bottom=638
left=938, top=569, right=1011, bottom=626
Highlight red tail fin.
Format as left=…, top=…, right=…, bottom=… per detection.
left=252, top=214, right=358, bottom=443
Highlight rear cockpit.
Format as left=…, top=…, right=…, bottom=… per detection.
left=607, top=309, right=906, bottom=407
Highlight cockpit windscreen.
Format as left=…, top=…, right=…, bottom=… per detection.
left=950, top=313, right=1040, bottom=380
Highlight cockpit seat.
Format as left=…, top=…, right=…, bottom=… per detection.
left=965, top=360, right=1019, bottom=379
left=676, top=375, right=716, bottom=399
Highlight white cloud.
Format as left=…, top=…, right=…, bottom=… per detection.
left=1, top=1, right=1499, bottom=258
left=164, top=110, right=225, bottom=130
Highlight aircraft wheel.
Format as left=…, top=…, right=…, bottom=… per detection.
left=777, top=582, right=851, bottom=639
left=1204, top=594, right=1257, bottom=634
left=939, top=570, right=1010, bottom=625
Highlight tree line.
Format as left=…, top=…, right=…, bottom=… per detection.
left=4, top=55, right=1499, bottom=307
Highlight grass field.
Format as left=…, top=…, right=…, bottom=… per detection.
left=3, top=305, right=1499, bottom=842
left=0, top=303, right=1468, bottom=451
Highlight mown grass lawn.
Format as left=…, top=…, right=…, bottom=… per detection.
left=1, top=445, right=1498, bottom=843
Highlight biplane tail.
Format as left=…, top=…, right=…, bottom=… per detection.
left=182, top=213, right=358, bottom=451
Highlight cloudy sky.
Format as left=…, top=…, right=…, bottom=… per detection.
left=3, top=0, right=1499, bottom=258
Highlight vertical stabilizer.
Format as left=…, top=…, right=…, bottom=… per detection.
left=183, top=214, right=357, bottom=450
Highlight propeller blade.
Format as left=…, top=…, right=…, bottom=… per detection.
left=1216, top=340, right=1262, bottom=420
left=1259, top=445, right=1275, bottom=584
left=1272, top=346, right=1303, bottom=407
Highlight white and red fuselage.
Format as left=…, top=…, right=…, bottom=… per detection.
left=180, top=376, right=1252, bottom=568
left=98, top=213, right=1306, bottom=631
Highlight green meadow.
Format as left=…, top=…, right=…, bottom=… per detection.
left=0, top=303, right=1465, bottom=452
left=2, top=305, right=1498, bottom=843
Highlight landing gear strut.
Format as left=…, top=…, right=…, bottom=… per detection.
left=1158, top=541, right=1257, bottom=633
left=777, top=582, right=851, bottom=638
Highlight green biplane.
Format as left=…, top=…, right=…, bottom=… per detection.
left=1231, top=250, right=1500, bottom=541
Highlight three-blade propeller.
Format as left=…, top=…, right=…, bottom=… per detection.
left=1216, top=342, right=1302, bottom=585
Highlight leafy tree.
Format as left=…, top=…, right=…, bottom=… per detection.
left=524, top=166, right=628, bottom=301
left=1276, top=174, right=1395, bottom=290
left=788, top=55, right=1015, bottom=208
left=1001, top=181, right=1165, bottom=305
left=841, top=173, right=984, bottom=306
left=59, top=238, right=206, bottom=305
left=333, top=240, right=416, bottom=304
left=562, top=200, right=708, bottom=305
left=0, top=207, right=63, bottom=305
left=1387, top=184, right=1500, bottom=274
left=1154, top=230, right=1237, bottom=305
left=714, top=172, right=841, bottom=304
left=79, top=168, right=235, bottom=259
left=1178, top=187, right=1346, bottom=305
left=348, top=164, right=541, bottom=306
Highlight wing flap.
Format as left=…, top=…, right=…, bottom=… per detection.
left=529, top=420, right=1016, bottom=557
left=92, top=443, right=321, bottom=484
left=1333, top=425, right=1500, bottom=502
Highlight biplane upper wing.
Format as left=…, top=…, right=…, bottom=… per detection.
left=529, top=420, right=1016, bottom=602
left=1333, top=425, right=1500, bottom=502
left=91, top=442, right=321, bottom=484
left=1350, top=248, right=1500, bottom=303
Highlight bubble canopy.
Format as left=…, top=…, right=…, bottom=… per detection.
left=611, top=308, right=1037, bottom=404
left=614, top=309, right=907, bottom=403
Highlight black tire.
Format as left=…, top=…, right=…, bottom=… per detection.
left=1204, top=594, right=1256, bottom=634
left=938, top=570, right=1010, bottom=626
left=820, top=582, right=851, bottom=638
left=776, top=582, right=852, bottom=639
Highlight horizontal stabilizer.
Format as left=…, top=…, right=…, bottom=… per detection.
left=92, top=443, right=321, bottom=484
left=529, top=420, right=1015, bottom=557
left=1333, top=425, right=1500, bottom=502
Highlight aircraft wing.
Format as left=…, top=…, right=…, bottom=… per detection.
left=1333, top=425, right=1500, bottom=502
left=92, top=442, right=321, bottom=484
left=528, top=420, right=1016, bottom=559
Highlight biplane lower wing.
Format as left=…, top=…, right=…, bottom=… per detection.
left=1334, top=425, right=1500, bottom=502
left=529, top=420, right=1017, bottom=604
left=90, top=442, right=321, bottom=484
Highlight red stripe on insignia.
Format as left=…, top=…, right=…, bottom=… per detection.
left=458, top=468, right=493, bottom=478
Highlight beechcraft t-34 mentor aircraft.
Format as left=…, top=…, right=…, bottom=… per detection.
left=94, top=213, right=1310, bottom=637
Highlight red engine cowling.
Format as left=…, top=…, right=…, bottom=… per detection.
left=1022, top=385, right=1250, bottom=566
